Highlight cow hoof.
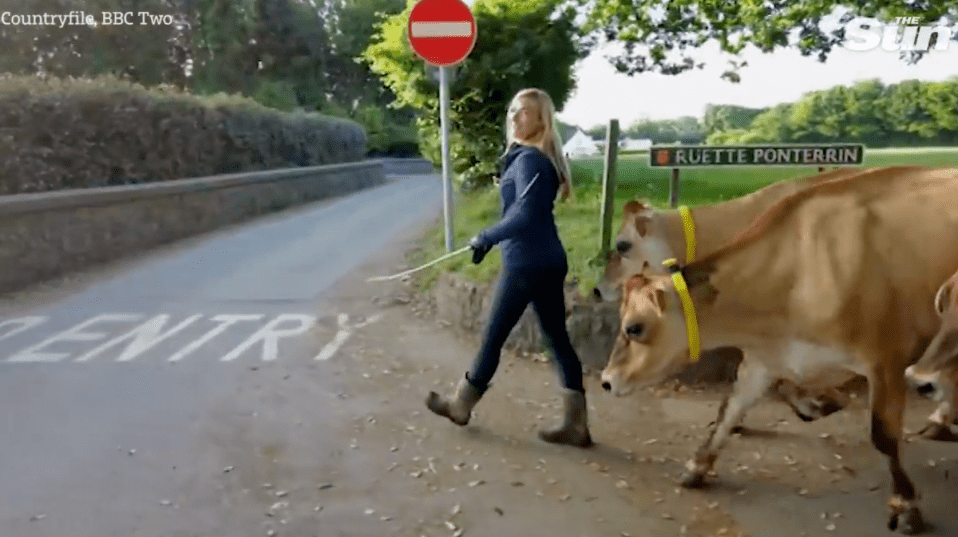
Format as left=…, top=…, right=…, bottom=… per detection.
left=918, top=422, right=958, bottom=442
left=679, top=470, right=707, bottom=489
left=888, top=506, right=925, bottom=534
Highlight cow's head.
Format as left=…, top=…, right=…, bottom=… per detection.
left=906, top=276, right=958, bottom=400
left=600, top=267, right=718, bottom=396
left=592, top=200, right=674, bottom=302
left=592, top=250, right=625, bottom=302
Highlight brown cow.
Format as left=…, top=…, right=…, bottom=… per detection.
left=592, top=167, right=860, bottom=302
left=598, top=249, right=856, bottom=425
left=592, top=170, right=864, bottom=425
left=904, top=271, right=958, bottom=441
left=601, top=166, right=958, bottom=534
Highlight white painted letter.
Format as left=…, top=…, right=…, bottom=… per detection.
left=8, top=314, right=142, bottom=363
left=0, top=317, right=46, bottom=342
left=220, top=314, right=316, bottom=362
left=315, top=313, right=381, bottom=361
left=168, top=314, right=264, bottom=362
left=75, top=314, right=203, bottom=362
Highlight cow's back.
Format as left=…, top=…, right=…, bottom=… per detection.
left=791, top=167, right=958, bottom=344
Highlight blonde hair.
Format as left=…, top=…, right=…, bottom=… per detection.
left=503, top=88, right=573, bottom=201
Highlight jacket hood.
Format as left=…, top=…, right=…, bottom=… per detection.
left=498, top=143, right=537, bottom=176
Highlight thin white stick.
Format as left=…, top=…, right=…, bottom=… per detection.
left=366, top=246, right=472, bottom=282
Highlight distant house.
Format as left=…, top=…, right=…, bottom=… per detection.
left=619, top=137, right=652, bottom=151
left=562, top=128, right=599, bottom=157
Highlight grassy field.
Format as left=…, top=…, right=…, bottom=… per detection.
left=407, top=147, right=958, bottom=295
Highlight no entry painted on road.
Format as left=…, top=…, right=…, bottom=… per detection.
left=407, top=0, right=477, bottom=67
left=0, top=313, right=380, bottom=363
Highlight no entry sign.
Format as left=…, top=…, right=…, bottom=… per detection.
left=407, top=0, right=477, bottom=67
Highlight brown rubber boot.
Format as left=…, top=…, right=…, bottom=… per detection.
left=538, top=388, right=593, bottom=448
left=425, top=375, right=484, bottom=426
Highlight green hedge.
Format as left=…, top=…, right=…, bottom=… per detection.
left=0, top=75, right=367, bottom=194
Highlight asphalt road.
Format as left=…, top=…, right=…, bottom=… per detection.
left=0, top=173, right=443, bottom=537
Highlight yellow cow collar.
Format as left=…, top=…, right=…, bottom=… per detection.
left=678, top=205, right=696, bottom=264
left=662, top=258, right=700, bottom=363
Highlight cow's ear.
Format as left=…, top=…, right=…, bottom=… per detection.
left=935, top=281, right=954, bottom=316
left=623, top=200, right=649, bottom=217
left=634, top=215, right=652, bottom=237
left=652, top=287, right=667, bottom=312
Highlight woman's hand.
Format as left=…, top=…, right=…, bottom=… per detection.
left=468, top=236, right=492, bottom=264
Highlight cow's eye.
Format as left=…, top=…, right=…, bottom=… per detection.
left=626, top=323, right=645, bottom=338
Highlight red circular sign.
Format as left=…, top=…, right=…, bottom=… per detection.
left=407, top=0, right=477, bottom=67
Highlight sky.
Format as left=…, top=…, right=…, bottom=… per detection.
left=556, top=38, right=958, bottom=129
left=454, top=0, right=958, bottom=129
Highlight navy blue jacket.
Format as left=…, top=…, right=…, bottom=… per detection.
left=476, top=144, right=568, bottom=272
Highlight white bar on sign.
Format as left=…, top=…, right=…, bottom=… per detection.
left=410, top=21, right=472, bottom=38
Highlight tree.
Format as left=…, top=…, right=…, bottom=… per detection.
left=579, top=1, right=958, bottom=81
left=585, top=124, right=607, bottom=139
left=843, top=79, right=888, bottom=143
left=0, top=0, right=185, bottom=85
left=325, top=0, right=406, bottom=109
left=363, top=0, right=593, bottom=190
left=187, top=0, right=259, bottom=95
left=702, top=105, right=766, bottom=137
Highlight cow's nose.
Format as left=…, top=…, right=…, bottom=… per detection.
left=615, top=240, right=631, bottom=254
left=601, top=381, right=611, bottom=391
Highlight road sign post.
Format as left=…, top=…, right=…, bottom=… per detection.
left=407, top=0, right=477, bottom=252
left=648, top=143, right=866, bottom=207
left=438, top=65, right=453, bottom=252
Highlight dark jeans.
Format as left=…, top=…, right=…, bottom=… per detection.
left=468, top=265, right=585, bottom=393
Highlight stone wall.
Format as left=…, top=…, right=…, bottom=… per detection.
left=380, top=158, right=436, bottom=175
left=430, top=271, right=743, bottom=384
left=0, top=158, right=432, bottom=295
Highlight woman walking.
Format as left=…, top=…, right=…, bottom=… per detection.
left=425, top=88, right=593, bottom=448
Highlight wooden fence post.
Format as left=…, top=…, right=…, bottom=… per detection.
left=669, top=168, right=680, bottom=208
left=599, top=119, right=620, bottom=257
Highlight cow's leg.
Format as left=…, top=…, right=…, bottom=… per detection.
left=769, top=379, right=850, bottom=422
left=680, top=359, right=772, bottom=488
left=869, top=364, right=925, bottom=534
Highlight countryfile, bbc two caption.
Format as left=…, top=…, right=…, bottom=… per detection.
left=0, top=11, right=180, bottom=26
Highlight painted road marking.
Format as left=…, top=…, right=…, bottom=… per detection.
left=168, top=315, right=264, bottom=362
left=76, top=314, right=203, bottom=362
left=8, top=314, right=144, bottom=363
left=0, top=316, right=46, bottom=342
left=220, top=314, right=315, bottom=362
left=315, top=313, right=381, bottom=361
left=0, top=313, right=381, bottom=363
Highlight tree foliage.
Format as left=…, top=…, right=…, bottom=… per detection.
left=363, top=0, right=593, bottom=190
left=0, top=0, right=418, bottom=155
left=580, top=0, right=958, bottom=81
left=585, top=117, right=705, bottom=144
left=707, top=77, right=958, bottom=146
